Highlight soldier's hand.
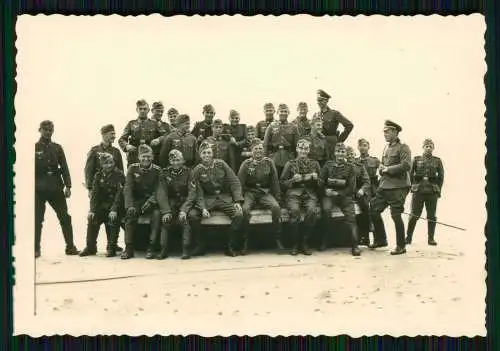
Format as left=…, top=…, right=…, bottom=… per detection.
left=202, top=209, right=211, bottom=218
left=109, top=211, right=118, bottom=221
left=379, top=166, right=388, bottom=175
left=325, top=189, right=335, bottom=197
left=126, top=207, right=137, bottom=217
left=303, top=173, right=312, bottom=181
left=311, top=172, right=318, bottom=180
left=234, top=203, right=242, bottom=214
left=64, top=187, right=71, bottom=198
left=178, top=211, right=187, bottom=222
left=162, top=213, right=172, bottom=223
left=150, top=138, right=160, bottom=146
left=87, top=190, right=92, bottom=199
left=87, top=212, right=95, bottom=221
left=230, top=137, right=237, bottom=144
left=292, top=174, right=303, bottom=183
left=357, top=189, right=365, bottom=197
left=126, top=144, right=137, bottom=152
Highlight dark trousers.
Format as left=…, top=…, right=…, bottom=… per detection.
left=356, top=195, right=371, bottom=241
left=124, top=207, right=161, bottom=251
left=242, top=192, right=282, bottom=240
left=407, top=193, right=439, bottom=236
left=287, top=193, right=319, bottom=246
left=161, top=205, right=191, bottom=252
left=35, top=188, right=75, bottom=251
left=322, top=195, right=358, bottom=247
left=86, top=210, right=121, bottom=250
left=370, top=187, right=409, bottom=248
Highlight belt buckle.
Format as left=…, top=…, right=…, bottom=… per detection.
left=423, top=176, right=429, bottom=181
left=256, top=183, right=261, bottom=187
left=47, top=171, right=53, bottom=176
left=140, top=139, right=146, bottom=144
left=215, top=190, right=221, bottom=195
left=279, top=145, right=284, bottom=149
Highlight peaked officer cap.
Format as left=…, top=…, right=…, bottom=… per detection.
left=100, top=124, right=115, bottom=134
left=316, top=89, right=331, bottom=100
left=384, top=120, right=402, bottom=132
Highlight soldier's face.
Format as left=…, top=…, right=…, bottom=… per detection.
left=298, top=106, right=308, bottom=117
left=170, top=157, right=184, bottom=168
left=168, top=113, right=178, bottom=125
left=152, top=108, right=164, bottom=120
left=203, top=111, right=215, bottom=121
left=264, top=108, right=275, bottom=118
left=200, top=148, right=213, bottom=163
left=213, top=125, right=223, bottom=135
left=136, top=104, right=150, bottom=118
left=358, top=142, right=369, bottom=154
left=383, top=128, right=397, bottom=142
left=335, top=149, right=347, bottom=162
left=230, top=115, right=240, bottom=125
left=103, top=131, right=116, bottom=144
left=346, top=149, right=355, bottom=162
left=179, top=122, right=190, bottom=132
left=317, top=98, right=327, bottom=109
left=278, top=111, right=289, bottom=121
left=139, top=153, right=153, bottom=167
left=312, top=121, right=323, bottom=132
left=252, top=144, right=264, bottom=158
left=39, top=126, right=54, bottom=139
left=247, top=131, right=256, bottom=140
left=423, top=144, right=434, bottom=155
left=297, top=145, right=310, bottom=158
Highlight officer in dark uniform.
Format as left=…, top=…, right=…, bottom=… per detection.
left=263, top=104, right=299, bottom=177
left=320, top=143, right=361, bottom=256
left=121, top=145, right=162, bottom=259
left=292, top=102, right=311, bottom=138
left=238, top=138, right=283, bottom=254
left=205, top=119, right=236, bottom=171
left=240, top=125, right=257, bottom=163
left=150, top=101, right=172, bottom=164
left=281, top=139, right=322, bottom=256
left=80, top=153, right=125, bottom=257
left=35, top=120, right=79, bottom=258
left=256, top=103, right=276, bottom=140
left=356, top=138, right=381, bottom=245
left=302, top=116, right=328, bottom=168
left=118, top=99, right=163, bottom=167
left=346, top=146, right=371, bottom=248
left=188, top=141, right=244, bottom=257
left=156, top=150, right=196, bottom=259
left=313, top=89, right=354, bottom=158
left=191, top=104, right=216, bottom=145
left=370, top=120, right=412, bottom=255
left=159, top=114, right=198, bottom=168
left=405, top=139, right=445, bottom=246
left=223, top=109, right=247, bottom=172
left=167, top=107, right=179, bottom=130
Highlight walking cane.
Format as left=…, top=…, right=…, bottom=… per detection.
left=402, top=212, right=466, bottom=231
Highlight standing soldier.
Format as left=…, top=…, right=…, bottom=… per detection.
left=205, top=119, right=236, bottom=171
left=302, top=116, right=328, bottom=168
left=118, top=99, right=163, bottom=168
left=240, top=125, right=257, bottom=164
left=150, top=101, right=172, bottom=165
left=159, top=114, right=198, bottom=169
left=356, top=138, right=381, bottom=245
left=192, top=104, right=216, bottom=145
left=292, top=102, right=311, bottom=138
left=80, top=153, right=125, bottom=257
left=121, top=145, right=162, bottom=260
left=314, top=89, right=354, bottom=158
left=167, top=107, right=179, bottom=130
left=238, top=138, right=284, bottom=254
left=156, top=150, right=196, bottom=259
left=187, top=141, right=244, bottom=257
left=35, top=120, right=79, bottom=258
left=346, top=146, right=371, bottom=247
left=369, top=120, right=412, bottom=255
left=405, top=139, right=444, bottom=246
left=280, top=139, right=322, bottom=256
left=320, top=143, right=361, bottom=256
left=263, top=103, right=299, bottom=177
left=256, top=103, right=276, bottom=140
left=224, top=110, right=247, bottom=171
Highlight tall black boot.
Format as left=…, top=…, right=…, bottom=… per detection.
left=369, top=213, right=388, bottom=249
left=428, top=218, right=437, bottom=246
left=318, top=216, right=329, bottom=251
left=405, top=215, right=418, bottom=244
left=301, top=225, right=313, bottom=255
left=390, top=214, right=407, bottom=255
left=181, top=223, right=191, bottom=260
left=350, top=224, right=361, bottom=256
left=156, top=226, right=169, bottom=259
left=106, top=225, right=119, bottom=257
left=146, top=212, right=161, bottom=259
left=289, top=224, right=300, bottom=256
left=240, top=219, right=250, bottom=256
left=189, top=218, right=206, bottom=257
left=80, top=220, right=99, bottom=257
left=121, top=220, right=135, bottom=259
left=61, top=215, right=79, bottom=255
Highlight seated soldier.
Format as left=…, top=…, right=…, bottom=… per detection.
left=204, top=119, right=236, bottom=171
left=346, top=146, right=372, bottom=247
left=280, top=139, right=321, bottom=256
left=320, top=143, right=361, bottom=256
left=240, top=125, right=257, bottom=162
left=121, top=145, right=162, bottom=260
left=80, top=153, right=125, bottom=257
left=238, top=138, right=283, bottom=254
left=223, top=110, right=247, bottom=172
left=156, top=150, right=196, bottom=260
left=188, top=141, right=244, bottom=257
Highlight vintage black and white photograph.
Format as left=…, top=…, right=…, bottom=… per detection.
left=14, top=14, right=486, bottom=336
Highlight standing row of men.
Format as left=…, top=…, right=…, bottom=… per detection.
left=34, top=89, right=444, bottom=260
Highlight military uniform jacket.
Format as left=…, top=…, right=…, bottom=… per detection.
left=224, top=123, right=247, bottom=153
left=237, top=157, right=281, bottom=203
left=118, top=117, right=163, bottom=151
left=191, top=120, right=213, bottom=141
left=292, top=117, right=311, bottom=138
left=313, top=107, right=354, bottom=145
left=356, top=155, right=380, bottom=191
left=90, top=167, right=125, bottom=213
left=156, top=165, right=195, bottom=215
left=35, top=138, right=72, bottom=192
left=409, top=155, right=444, bottom=195
left=263, top=122, right=299, bottom=168
left=239, top=139, right=254, bottom=161
left=84, top=143, right=124, bottom=190
left=155, top=120, right=172, bottom=137
left=159, top=130, right=198, bottom=168
left=204, top=136, right=236, bottom=171
left=302, top=133, right=329, bottom=163
left=281, top=157, right=322, bottom=197
left=191, top=159, right=244, bottom=210
left=379, top=139, right=412, bottom=189
left=124, top=163, right=162, bottom=209
left=320, top=160, right=356, bottom=197
left=256, top=119, right=274, bottom=140
left=352, top=161, right=371, bottom=194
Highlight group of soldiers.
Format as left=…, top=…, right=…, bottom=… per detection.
left=34, top=89, right=445, bottom=261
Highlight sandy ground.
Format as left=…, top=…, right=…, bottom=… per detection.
left=26, top=213, right=486, bottom=337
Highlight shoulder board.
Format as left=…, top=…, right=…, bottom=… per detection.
left=262, top=157, right=273, bottom=163
left=128, top=163, right=140, bottom=170
left=152, top=164, right=162, bottom=170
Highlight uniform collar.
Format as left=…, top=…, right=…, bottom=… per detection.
left=389, top=138, right=401, bottom=146
left=38, top=137, right=52, bottom=144
left=320, top=106, right=330, bottom=114
left=100, top=142, right=112, bottom=149
left=140, top=163, right=153, bottom=171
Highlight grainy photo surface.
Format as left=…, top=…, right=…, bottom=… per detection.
left=14, top=14, right=486, bottom=336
